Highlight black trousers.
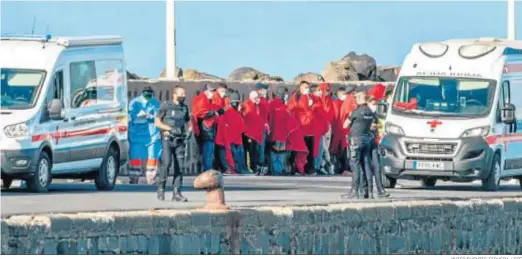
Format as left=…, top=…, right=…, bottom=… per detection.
left=304, top=136, right=315, bottom=174
left=158, top=139, right=185, bottom=189
left=348, top=134, right=372, bottom=194
left=369, top=136, right=386, bottom=194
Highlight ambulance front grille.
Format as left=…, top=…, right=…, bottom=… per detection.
left=404, top=142, right=457, bottom=155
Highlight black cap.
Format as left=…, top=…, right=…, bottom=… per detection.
left=354, top=87, right=366, bottom=93
left=143, top=86, right=153, bottom=93
left=203, top=83, right=216, bottom=91
left=275, top=86, right=287, bottom=96
left=229, top=91, right=241, bottom=102
left=255, top=82, right=268, bottom=90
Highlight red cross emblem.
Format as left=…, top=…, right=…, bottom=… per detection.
left=427, top=120, right=442, bottom=131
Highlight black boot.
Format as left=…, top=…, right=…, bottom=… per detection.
left=157, top=185, right=165, bottom=201
left=172, top=188, right=188, bottom=202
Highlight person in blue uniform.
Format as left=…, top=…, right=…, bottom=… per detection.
left=128, top=86, right=162, bottom=184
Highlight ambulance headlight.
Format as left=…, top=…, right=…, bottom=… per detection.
left=385, top=123, right=404, bottom=135
left=4, top=122, right=29, bottom=138
left=419, top=42, right=449, bottom=58
left=460, top=126, right=490, bottom=138
left=458, top=43, right=496, bottom=59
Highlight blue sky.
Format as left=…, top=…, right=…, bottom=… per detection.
left=1, top=1, right=522, bottom=80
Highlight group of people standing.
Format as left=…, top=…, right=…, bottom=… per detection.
left=127, top=81, right=391, bottom=202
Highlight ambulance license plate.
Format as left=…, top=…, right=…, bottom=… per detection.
left=413, top=161, right=444, bottom=170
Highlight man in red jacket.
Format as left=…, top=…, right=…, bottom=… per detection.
left=268, top=86, right=297, bottom=175
left=288, top=81, right=328, bottom=175
left=215, top=90, right=251, bottom=175
left=316, top=82, right=336, bottom=175
left=191, top=83, right=224, bottom=171
left=331, top=87, right=348, bottom=174
left=242, top=90, right=269, bottom=175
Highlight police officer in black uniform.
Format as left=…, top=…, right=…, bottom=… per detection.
left=341, top=89, right=376, bottom=199
left=154, top=85, right=192, bottom=202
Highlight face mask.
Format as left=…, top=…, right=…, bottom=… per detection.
left=302, top=88, right=310, bottom=95
left=177, top=96, right=186, bottom=103
left=206, top=91, right=214, bottom=99
left=283, top=94, right=289, bottom=103
left=314, top=91, right=322, bottom=97
left=254, top=99, right=260, bottom=105
left=339, top=95, right=346, bottom=101
left=219, top=91, right=226, bottom=98
left=143, top=91, right=153, bottom=100
left=259, top=90, right=267, bottom=98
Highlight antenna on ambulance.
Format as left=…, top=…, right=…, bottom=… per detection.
left=165, top=0, right=177, bottom=80
left=508, top=0, right=516, bottom=40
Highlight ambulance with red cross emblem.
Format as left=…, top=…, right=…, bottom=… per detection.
left=377, top=38, right=522, bottom=191
left=1, top=34, right=129, bottom=192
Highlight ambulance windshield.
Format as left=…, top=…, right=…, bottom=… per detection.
left=391, top=76, right=496, bottom=118
left=1, top=69, right=46, bottom=110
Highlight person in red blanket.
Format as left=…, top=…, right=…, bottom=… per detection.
left=191, top=83, right=224, bottom=171
left=242, top=90, right=269, bottom=175
left=288, top=81, right=328, bottom=175
left=212, top=83, right=229, bottom=172
left=316, top=82, right=336, bottom=175
left=267, top=86, right=299, bottom=175
left=215, top=90, right=252, bottom=175
left=330, top=87, right=348, bottom=174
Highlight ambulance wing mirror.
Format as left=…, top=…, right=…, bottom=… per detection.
left=501, top=103, right=516, bottom=124
left=48, top=99, right=64, bottom=120
left=376, top=100, right=388, bottom=119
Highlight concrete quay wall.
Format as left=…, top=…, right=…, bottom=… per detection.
left=2, top=198, right=522, bottom=255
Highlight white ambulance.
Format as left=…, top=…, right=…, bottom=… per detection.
left=378, top=38, right=522, bottom=191
left=0, top=34, right=129, bottom=192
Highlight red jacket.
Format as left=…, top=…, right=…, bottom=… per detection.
left=191, top=93, right=219, bottom=136
left=241, top=99, right=268, bottom=144
left=330, top=98, right=347, bottom=154
left=215, top=105, right=247, bottom=169
left=268, top=98, right=300, bottom=144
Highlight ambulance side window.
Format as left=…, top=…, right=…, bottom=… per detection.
left=41, top=70, right=64, bottom=122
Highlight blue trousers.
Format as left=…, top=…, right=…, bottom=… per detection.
left=270, top=150, right=288, bottom=176
left=201, top=140, right=215, bottom=171
left=314, top=136, right=324, bottom=170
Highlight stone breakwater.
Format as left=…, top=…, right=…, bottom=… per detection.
left=3, top=198, right=522, bottom=255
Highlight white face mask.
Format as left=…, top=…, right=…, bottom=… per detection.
left=369, top=103, right=377, bottom=112
left=283, top=94, right=289, bottom=103
left=339, top=95, right=346, bottom=101
left=258, top=90, right=267, bottom=98
left=315, top=91, right=322, bottom=97
left=218, top=91, right=226, bottom=98
left=206, top=91, right=214, bottom=99
left=302, top=88, right=310, bottom=95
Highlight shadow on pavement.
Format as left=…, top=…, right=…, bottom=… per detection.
left=397, top=184, right=521, bottom=192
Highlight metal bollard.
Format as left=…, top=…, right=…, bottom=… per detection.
left=193, top=169, right=229, bottom=211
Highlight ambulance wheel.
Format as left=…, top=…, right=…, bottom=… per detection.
left=421, top=178, right=437, bottom=188
left=482, top=153, right=501, bottom=192
left=26, top=152, right=52, bottom=193
left=2, top=178, right=13, bottom=189
left=382, top=173, right=396, bottom=189
left=95, top=146, right=119, bottom=191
